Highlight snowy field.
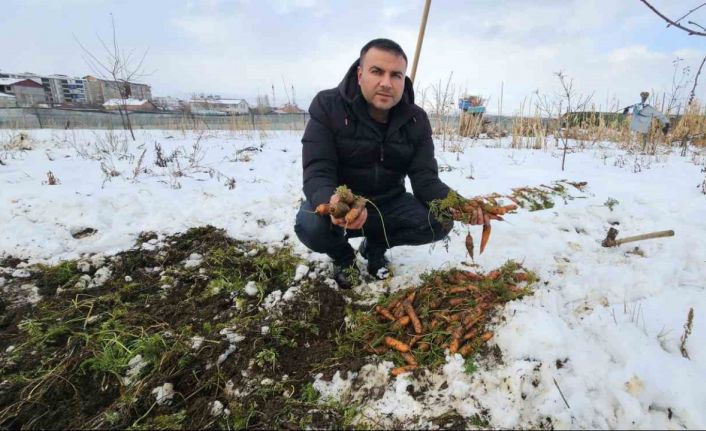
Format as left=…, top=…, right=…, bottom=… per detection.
left=1, top=128, right=705, bottom=429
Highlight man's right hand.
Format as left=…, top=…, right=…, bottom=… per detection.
left=329, top=194, right=367, bottom=230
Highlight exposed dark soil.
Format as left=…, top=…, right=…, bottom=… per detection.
left=0, top=226, right=365, bottom=430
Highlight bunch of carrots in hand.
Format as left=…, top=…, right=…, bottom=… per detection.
left=431, top=191, right=519, bottom=258
left=315, top=185, right=367, bottom=228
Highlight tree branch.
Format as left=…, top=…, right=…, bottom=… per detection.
left=671, top=2, right=706, bottom=27
left=639, top=0, right=706, bottom=36
left=688, top=56, right=706, bottom=105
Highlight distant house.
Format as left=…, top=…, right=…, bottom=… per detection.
left=0, top=78, right=46, bottom=107
left=0, top=92, right=16, bottom=108
left=103, top=98, right=157, bottom=112
left=152, top=96, right=185, bottom=112
left=190, top=96, right=250, bottom=115
left=273, top=103, right=305, bottom=114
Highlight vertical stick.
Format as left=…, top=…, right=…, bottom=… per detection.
left=410, top=0, right=432, bottom=84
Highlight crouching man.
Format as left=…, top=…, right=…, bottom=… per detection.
left=295, top=38, right=482, bottom=288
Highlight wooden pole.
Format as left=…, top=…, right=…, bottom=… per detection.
left=410, top=0, right=432, bottom=84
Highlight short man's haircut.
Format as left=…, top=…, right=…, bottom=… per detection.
left=359, top=38, right=408, bottom=66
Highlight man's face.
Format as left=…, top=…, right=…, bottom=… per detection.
left=357, top=47, right=407, bottom=113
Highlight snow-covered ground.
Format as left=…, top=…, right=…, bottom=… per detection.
left=1, top=128, right=704, bottom=429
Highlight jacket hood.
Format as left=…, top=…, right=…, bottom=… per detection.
left=337, top=58, right=415, bottom=106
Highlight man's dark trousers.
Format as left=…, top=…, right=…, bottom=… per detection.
left=294, top=192, right=453, bottom=265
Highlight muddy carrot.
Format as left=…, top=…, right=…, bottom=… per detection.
left=465, top=233, right=474, bottom=260
left=408, top=334, right=422, bottom=348
left=480, top=223, right=491, bottom=254
left=486, top=269, right=501, bottom=280
left=392, top=315, right=411, bottom=330
left=463, top=329, right=478, bottom=340
left=400, top=352, right=418, bottom=366
left=513, top=272, right=530, bottom=282
left=481, top=331, right=494, bottom=342
left=417, top=342, right=431, bottom=352
left=344, top=208, right=361, bottom=225
left=448, top=285, right=476, bottom=294
left=392, top=303, right=406, bottom=319
left=461, top=271, right=483, bottom=281
left=405, top=290, right=417, bottom=304
left=449, top=337, right=460, bottom=354
left=448, top=297, right=465, bottom=307
left=375, top=305, right=396, bottom=321
left=403, top=301, right=423, bottom=334
left=391, top=365, right=417, bottom=376
left=384, top=336, right=410, bottom=353
left=459, top=343, right=474, bottom=357
left=365, top=345, right=389, bottom=355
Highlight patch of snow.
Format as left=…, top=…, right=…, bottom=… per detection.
left=293, top=264, right=309, bottom=282
left=183, top=253, right=203, bottom=268
left=151, top=382, right=175, bottom=405
left=244, top=281, right=258, bottom=297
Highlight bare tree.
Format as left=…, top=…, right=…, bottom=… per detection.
left=555, top=71, right=593, bottom=171
left=75, top=13, right=149, bottom=140
left=666, top=57, right=692, bottom=115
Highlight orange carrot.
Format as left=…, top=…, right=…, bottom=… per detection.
left=480, top=223, right=491, bottom=254
left=391, top=365, right=417, bottom=376
left=480, top=331, right=494, bottom=342
left=384, top=336, right=410, bottom=353
left=375, top=305, right=396, bottom=322
left=449, top=337, right=460, bottom=354
left=392, top=315, right=411, bottom=330
left=403, top=301, right=423, bottom=334
left=463, top=329, right=478, bottom=340
left=465, top=233, right=474, bottom=260
left=459, top=343, right=474, bottom=357
left=448, top=297, right=465, bottom=307
left=344, top=207, right=361, bottom=225
left=365, top=345, right=389, bottom=355
left=417, top=342, right=431, bottom=352
left=405, top=290, right=417, bottom=304
left=486, top=270, right=501, bottom=280
left=392, top=303, right=405, bottom=319
left=331, top=201, right=351, bottom=218
left=315, top=203, right=331, bottom=216
left=400, top=352, right=418, bottom=366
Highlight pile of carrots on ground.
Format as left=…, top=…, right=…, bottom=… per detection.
left=355, top=261, right=537, bottom=376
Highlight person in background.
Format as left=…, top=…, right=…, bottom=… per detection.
left=622, top=91, right=670, bottom=151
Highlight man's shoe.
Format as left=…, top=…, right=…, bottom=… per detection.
left=359, top=238, right=390, bottom=280
left=333, top=262, right=361, bottom=290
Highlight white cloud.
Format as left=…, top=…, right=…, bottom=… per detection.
left=608, top=45, right=667, bottom=63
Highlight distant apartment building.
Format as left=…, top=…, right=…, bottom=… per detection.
left=41, top=75, right=87, bottom=105
left=85, top=75, right=152, bottom=107
left=1, top=71, right=153, bottom=107
left=190, top=95, right=250, bottom=115
left=0, top=71, right=86, bottom=105
left=0, top=78, right=46, bottom=106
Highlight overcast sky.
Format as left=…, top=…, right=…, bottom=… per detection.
left=2, top=0, right=706, bottom=114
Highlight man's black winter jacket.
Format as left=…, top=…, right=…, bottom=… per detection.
left=301, top=59, right=451, bottom=208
